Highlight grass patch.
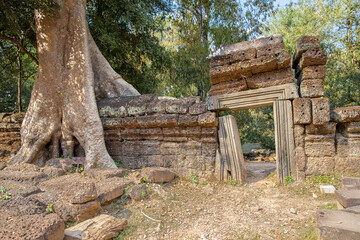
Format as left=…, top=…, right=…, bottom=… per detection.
left=321, top=202, right=336, bottom=210
left=297, top=226, right=318, bottom=240
left=113, top=225, right=138, bottom=240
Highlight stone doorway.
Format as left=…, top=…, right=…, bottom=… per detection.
left=208, top=83, right=298, bottom=183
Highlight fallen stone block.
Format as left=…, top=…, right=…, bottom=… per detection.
left=300, top=79, right=324, bottom=98
left=0, top=170, right=48, bottom=184
left=39, top=174, right=98, bottom=204
left=343, top=177, right=360, bottom=188
left=246, top=68, right=293, bottom=89
left=85, top=168, right=127, bottom=181
left=127, top=184, right=147, bottom=201
left=299, top=48, right=327, bottom=70
left=342, top=205, right=360, bottom=215
left=311, top=98, right=330, bottom=125
left=0, top=180, right=41, bottom=198
left=335, top=190, right=360, bottom=208
left=293, top=36, right=321, bottom=68
left=41, top=167, right=67, bottom=177
left=4, top=162, right=39, bottom=172
left=0, top=212, right=64, bottom=240
left=96, top=177, right=133, bottom=205
left=331, top=106, right=360, bottom=123
left=141, top=167, right=176, bottom=183
left=317, top=209, right=360, bottom=240
left=64, top=214, right=127, bottom=240
left=293, top=98, right=312, bottom=124
left=320, top=185, right=336, bottom=194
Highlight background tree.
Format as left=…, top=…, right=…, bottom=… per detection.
left=264, top=0, right=360, bottom=108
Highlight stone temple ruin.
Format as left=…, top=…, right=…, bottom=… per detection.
left=1, top=35, right=360, bottom=184
left=1, top=35, right=360, bottom=239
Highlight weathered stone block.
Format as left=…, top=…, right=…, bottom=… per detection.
left=305, top=157, right=335, bottom=176
left=135, top=114, right=178, bottom=128
left=336, top=136, right=360, bottom=157
left=335, top=157, right=360, bottom=176
left=299, top=48, right=327, bottom=70
left=300, top=79, right=324, bottom=98
left=209, top=79, right=248, bottom=96
left=178, top=114, right=198, bottom=127
left=294, top=124, right=305, bottom=147
left=96, top=178, right=133, bottom=205
left=140, top=141, right=161, bottom=155
left=141, top=167, right=175, bottom=183
left=331, top=106, right=360, bottom=123
left=297, top=65, right=326, bottom=83
left=337, top=122, right=360, bottom=136
left=293, top=36, right=321, bottom=68
left=293, top=98, right=312, bottom=124
left=106, top=141, right=122, bottom=156
left=295, top=147, right=306, bottom=171
left=163, top=136, right=188, bottom=142
left=256, top=42, right=285, bottom=57
left=317, top=209, right=360, bottom=240
left=201, top=143, right=217, bottom=155
left=311, top=98, right=330, bottom=125
left=64, top=214, right=127, bottom=240
left=104, top=130, right=121, bottom=141
left=102, top=118, right=123, bottom=130
left=165, top=99, right=189, bottom=114
left=210, top=48, right=257, bottom=67
left=198, top=112, right=218, bottom=127
left=305, top=122, right=336, bottom=135
left=126, top=94, right=157, bottom=116
left=201, top=127, right=217, bottom=136
left=246, top=68, right=293, bottom=89
left=305, top=135, right=335, bottom=157
left=335, top=190, right=360, bottom=208
left=121, top=141, right=141, bottom=157
left=189, top=102, right=208, bottom=115
left=276, top=51, right=291, bottom=69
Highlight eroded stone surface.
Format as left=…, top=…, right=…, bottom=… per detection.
left=141, top=167, right=176, bottom=183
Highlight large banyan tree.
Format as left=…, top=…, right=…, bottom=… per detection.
left=11, top=0, right=140, bottom=168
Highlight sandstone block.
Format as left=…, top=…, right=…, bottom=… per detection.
left=135, top=114, right=178, bottom=128
left=299, top=48, right=327, bottom=70
left=311, top=98, right=330, bottom=125
left=293, top=36, right=321, bottom=68
left=305, top=122, right=336, bottom=135
left=209, top=79, right=247, bottom=96
left=256, top=42, right=285, bottom=57
left=178, top=114, right=198, bottom=126
left=295, top=147, right=306, bottom=171
left=336, top=137, right=360, bottom=157
left=198, top=112, right=218, bottom=127
left=300, top=78, right=324, bottom=98
left=294, top=124, right=305, bottom=147
left=189, top=102, right=208, bottom=115
left=127, top=184, right=147, bottom=201
left=0, top=212, right=64, bottom=240
left=246, top=68, right=293, bottom=89
left=331, top=106, right=360, bottom=123
left=337, top=122, right=360, bottom=135
left=141, top=167, right=175, bottom=183
left=101, top=118, right=123, bottom=130
left=98, top=105, right=127, bottom=118
left=335, top=157, right=360, bottom=176
left=317, top=209, right=360, bottom=240
left=39, top=174, right=98, bottom=204
left=293, top=98, right=312, bottom=124
left=276, top=51, right=291, bottom=69
left=126, top=94, right=156, bottom=116
left=343, top=177, right=360, bottom=188
left=201, top=143, right=218, bottom=155
left=85, top=168, right=127, bottom=181
left=121, top=141, right=141, bottom=157
left=96, top=177, right=133, bottom=205
left=104, top=129, right=121, bottom=141
left=64, top=214, right=127, bottom=240
left=335, top=190, right=360, bottom=208
left=210, top=71, right=252, bottom=85
left=305, top=157, right=335, bottom=176
left=165, top=99, right=189, bottom=114
left=210, top=48, right=256, bottom=67
left=106, top=141, right=122, bottom=156
left=160, top=142, right=181, bottom=155
left=40, top=167, right=66, bottom=178
left=305, top=135, right=335, bottom=157
left=147, top=98, right=167, bottom=114
left=0, top=180, right=41, bottom=198
left=297, top=65, right=326, bottom=83
left=0, top=170, right=48, bottom=184
left=140, top=141, right=161, bottom=155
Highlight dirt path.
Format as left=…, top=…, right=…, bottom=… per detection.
left=102, top=173, right=337, bottom=240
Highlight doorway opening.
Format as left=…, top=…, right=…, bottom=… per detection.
left=220, top=107, right=277, bottom=183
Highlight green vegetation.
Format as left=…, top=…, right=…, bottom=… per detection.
left=322, top=203, right=336, bottom=210
left=190, top=172, right=198, bottom=184
left=305, top=175, right=341, bottom=188
left=285, top=174, right=295, bottom=185
left=46, top=204, right=53, bottom=213
left=227, top=179, right=238, bottom=186
left=0, top=186, right=12, bottom=200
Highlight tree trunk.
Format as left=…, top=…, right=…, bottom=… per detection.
left=12, top=0, right=139, bottom=169
left=18, top=53, right=23, bottom=113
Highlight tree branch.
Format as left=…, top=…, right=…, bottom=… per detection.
left=0, top=33, right=39, bottom=65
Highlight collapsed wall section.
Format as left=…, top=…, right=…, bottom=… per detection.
left=0, top=113, right=24, bottom=165
left=98, top=94, right=218, bottom=179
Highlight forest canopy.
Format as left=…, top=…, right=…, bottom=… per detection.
left=0, top=0, right=359, bottom=150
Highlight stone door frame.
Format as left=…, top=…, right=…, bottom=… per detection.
left=208, top=83, right=299, bottom=182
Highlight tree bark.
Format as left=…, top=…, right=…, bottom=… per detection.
left=18, top=53, right=23, bottom=113
left=12, top=0, right=139, bottom=169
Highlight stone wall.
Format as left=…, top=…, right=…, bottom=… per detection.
left=0, top=113, right=24, bottom=164
left=98, top=94, right=218, bottom=179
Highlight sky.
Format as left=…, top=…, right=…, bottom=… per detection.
left=275, top=0, right=296, bottom=8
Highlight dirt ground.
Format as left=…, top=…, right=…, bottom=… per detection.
left=101, top=163, right=338, bottom=240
